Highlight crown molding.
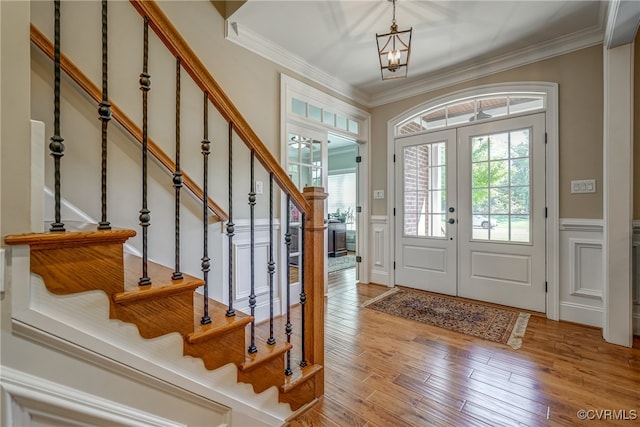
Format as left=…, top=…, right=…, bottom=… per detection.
left=368, top=24, right=605, bottom=107
left=226, top=18, right=604, bottom=109
left=225, top=21, right=371, bottom=106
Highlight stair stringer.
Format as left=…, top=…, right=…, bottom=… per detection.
left=8, top=245, right=295, bottom=426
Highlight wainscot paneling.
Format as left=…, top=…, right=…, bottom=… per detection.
left=370, top=216, right=390, bottom=286
left=226, top=219, right=281, bottom=322
left=559, top=219, right=603, bottom=328
left=632, top=221, right=640, bottom=335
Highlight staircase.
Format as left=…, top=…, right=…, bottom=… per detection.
left=4, top=221, right=321, bottom=412
left=3, top=1, right=325, bottom=425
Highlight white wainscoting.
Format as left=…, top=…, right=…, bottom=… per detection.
left=225, top=219, right=281, bottom=322
left=632, top=221, right=640, bottom=335
left=370, top=216, right=390, bottom=286
left=559, top=219, right=603, bottom=327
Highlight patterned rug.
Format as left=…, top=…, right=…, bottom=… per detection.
left=361, top=287, right=530, bottom=350
left=328, top=254, right=356, bottom=273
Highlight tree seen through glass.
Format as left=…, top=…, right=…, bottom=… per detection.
left=471, top=128, right=531, bottom=242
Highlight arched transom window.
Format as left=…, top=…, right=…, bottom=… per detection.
left=395, top=93, right=545, bottom=136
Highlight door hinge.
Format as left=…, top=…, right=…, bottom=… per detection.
left=393, top=154, right=396, bottom=162
left=356, top=155, right=362, bottom=163
left=393, top=261, right=396, bottom=270
left=356, top=256, right=362, bottom=263
left=544, top=132, right=548, bottom=144
left=545, top=207, right=548, bottom=218
left=393, top=208, right=396, bottom=216
left=545, top=281, right=548, bottom=292
left=356, top=206, right=362, bottom=213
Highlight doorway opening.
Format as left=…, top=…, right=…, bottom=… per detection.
left=281, top=74, right=371, bottom=299
left=327, top=133, right=359, bottom=276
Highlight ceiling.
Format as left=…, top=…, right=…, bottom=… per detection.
left=225, top=1, right=608, bottom=107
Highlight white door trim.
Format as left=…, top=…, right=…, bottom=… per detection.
left=387, top=82, right=559, bottom=319
left=280, top=74, right=371, bottom=286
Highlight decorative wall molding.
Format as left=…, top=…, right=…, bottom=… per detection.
left=226, top=15, right=604, bottom=108
left=1, top=367, right=184, bottom=427
left=632, top=223, right=640, bottom=335
left=370, top=216, right=390, bottom=286
left=226, top=218, right=282, bottom=322
left=568, top=238, right=603, bottom=300
left=559, top=218, right=604, bottom=232
left=559, top=218, right=604, bottom=327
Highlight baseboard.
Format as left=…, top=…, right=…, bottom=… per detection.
left=559, top=301, right=603, bottom=328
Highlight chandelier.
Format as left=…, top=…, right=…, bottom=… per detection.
left=376, top=0, right=412, bottom=80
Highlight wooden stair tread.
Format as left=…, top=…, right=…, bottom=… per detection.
left=281, top=363, right=323, bottom=393
left=113, top=253, right=203, bottom=304
left=4, top=226, right=136, bottom=250
left=240, top=340, right=293, bottom=373
left=188, top=298, right=253, bottom=344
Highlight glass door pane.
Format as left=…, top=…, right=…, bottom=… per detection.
left=287, top=128, right=326, bottom=284
left=402, top=141, right=447, bottom=238
left=470, top=128, right=531, bottom=242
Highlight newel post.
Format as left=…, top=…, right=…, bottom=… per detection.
left=302, top=186, right=327, bottom=396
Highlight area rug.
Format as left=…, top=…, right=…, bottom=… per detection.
left=328, top=254, right=356, bottom=273
left=361, top=287, right=530, bottom=350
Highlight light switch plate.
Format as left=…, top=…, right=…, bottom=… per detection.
left=373, top=190, right=385, bottom=199
left=571, top=179, right=596, bottom=194
left=255, top=180, right=263, bottom=195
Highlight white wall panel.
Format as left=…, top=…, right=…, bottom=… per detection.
left=370, top=216, right=390, bottom=286
left=559, top=219, right=603, bottom=327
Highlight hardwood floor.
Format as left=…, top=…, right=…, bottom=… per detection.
left=285, top=268, right=640, bottom=427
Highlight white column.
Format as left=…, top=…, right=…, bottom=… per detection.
left=603, top=43, right=634, bottom=347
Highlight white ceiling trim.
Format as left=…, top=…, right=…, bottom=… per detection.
left=370, top=24, right=605, bottom=107
left=226, top=21, right=370, bottom=106
left=604, top=0, right=640, bottom=48
left=227, top=18, right=605, bottom=109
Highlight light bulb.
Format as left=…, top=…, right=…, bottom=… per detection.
left=387, top=49, right=401, bottom=71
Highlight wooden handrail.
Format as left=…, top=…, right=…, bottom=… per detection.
left=30, top=24, right=229, bottom=223
left=129, top=0, right=311, bottom=217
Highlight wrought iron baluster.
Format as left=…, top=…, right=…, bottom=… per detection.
left=299, top=212, right=307, bottom=367
left=267, top=173, right=276, bottom=345
left=285, top=195, right=293, bottom=376
left=49, top=0, right=65, bottom=232
left=138, top=17, right=151, bottom=286
left=248, top=151, right=257, bottom=354
left=97, top=0, right=111, bottom=230
left=201, top=91, right=211, bottom=325
left=172, top=57, right=183, bottom=281
left=226, top=122, right=236, bottom=317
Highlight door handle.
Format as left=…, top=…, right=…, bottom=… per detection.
left=448, top=218, right=456, bottom=224
left=449, top=207, right=455, bottom=213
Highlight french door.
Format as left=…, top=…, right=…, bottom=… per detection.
left=286, top=125, right=327, bottom=300
left=395, top=114, right=546, bottom=312
left=395, top=129, right=457, bottom=295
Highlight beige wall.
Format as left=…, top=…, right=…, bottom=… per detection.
left=634, top=31, right=640, bottom=219
left=370, top=45, right=604, bottom=218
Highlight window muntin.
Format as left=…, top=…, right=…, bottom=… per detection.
left=402, top=141, right=447, bottom=238
left=470, top=128, right=531, bottom=243
left=291, top=97, right=361, bottom=138
left=396, top=93, right=545, bottom=136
